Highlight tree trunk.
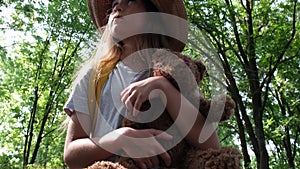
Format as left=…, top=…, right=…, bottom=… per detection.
left=30, top=90, right=54, bottom=164
left=234, top=109, right=252, bottom=168
left=245, top=0, right=269, bottom=168
left=23, top=86, right=39, bottom=168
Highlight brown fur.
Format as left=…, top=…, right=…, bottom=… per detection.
left=87, top=49, right=242, bottom=169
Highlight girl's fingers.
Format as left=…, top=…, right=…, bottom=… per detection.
left=120, top=88, right=130, bottom=103
left=145, top=159, right=152, bottom=168
left=132, top=94, right=145, bottom=116
left=148, top=129, right=173, bottom=140
left=122, top=89, right=138, bottom=111
left=124, top=99, right=133, bottom=111
left=159, top=152, right=172, bottom=167
left=132, top=107, right=139, bottom=117
left=120, top=87, right=129, bottom=97
left=134, top=158, right=152, bottom=169
left=123, top=129, right=173, bottom=168
left=150, top=156, right=159, bottom=167
left=122, top=89, right=146, bottom=116
left=137, top=161, right=147, bottom=169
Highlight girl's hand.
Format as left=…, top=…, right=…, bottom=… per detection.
left=121, top=76, right=167, bottom=116
left=116, top=127, right=172, bottom=169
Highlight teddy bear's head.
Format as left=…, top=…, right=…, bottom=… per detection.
left=152, top=49, right=206, bottom=85
left=151, top=49, right=206, bottom=105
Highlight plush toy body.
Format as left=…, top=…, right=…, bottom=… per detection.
left=87, top=49, right=242, bottom=169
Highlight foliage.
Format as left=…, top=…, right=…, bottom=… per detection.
left=0, top=0, right=96, bottom=168
left=185, top=0, right=299, bottom=168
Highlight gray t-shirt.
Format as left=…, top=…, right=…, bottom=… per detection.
left=64, top=61, right=141, bottom=137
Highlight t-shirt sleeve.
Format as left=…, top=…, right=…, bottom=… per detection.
left=63, top=69, right=92, bottom=116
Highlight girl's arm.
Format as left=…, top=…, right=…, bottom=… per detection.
left=159, top=77, right=220, bottom=149
left=64, top=110, right=172, bottom=169
left=121, top=76, right=220, bottom=149
left=64, top=112, right=114, bottom=168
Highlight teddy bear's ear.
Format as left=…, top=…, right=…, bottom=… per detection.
left=194, top=59, right=206, bottom=82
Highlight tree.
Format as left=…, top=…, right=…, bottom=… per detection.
left=0, top=0, right=96, bottom=168
left=185, top=0, right=299, bottom=168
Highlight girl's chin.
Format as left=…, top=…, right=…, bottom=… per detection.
left=110, top=32, right=126, bottom=42
left=110, top=29, right=138, bottom=42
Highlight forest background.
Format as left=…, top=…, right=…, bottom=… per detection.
left=0, top=0, right=299, bottom=169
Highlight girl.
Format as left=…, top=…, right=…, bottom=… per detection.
left=63, top=0, right=220, bottom=168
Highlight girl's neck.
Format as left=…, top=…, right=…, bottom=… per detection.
left=120, top=44, right=137, bottom=60
left=117, top=36, right=142, bottom=60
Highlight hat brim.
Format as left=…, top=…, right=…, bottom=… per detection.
left=87, top=0, right=188, bottom=52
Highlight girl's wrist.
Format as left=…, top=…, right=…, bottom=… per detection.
left=115, top=127, right=133, bottom=146
left=149, top=76, right=169, bottom=102
left=156, top=76, right=172, bottom=98
left=98, top=127, right=132, bottom=154
left=154, top=76, right=169, bottom=92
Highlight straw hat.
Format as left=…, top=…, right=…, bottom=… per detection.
left=87, top=0, right=188, bottom=52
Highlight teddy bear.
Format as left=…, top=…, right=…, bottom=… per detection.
left=87, top=49, right=242, bottom=169
left=88, top=146, right=242, bottom=169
